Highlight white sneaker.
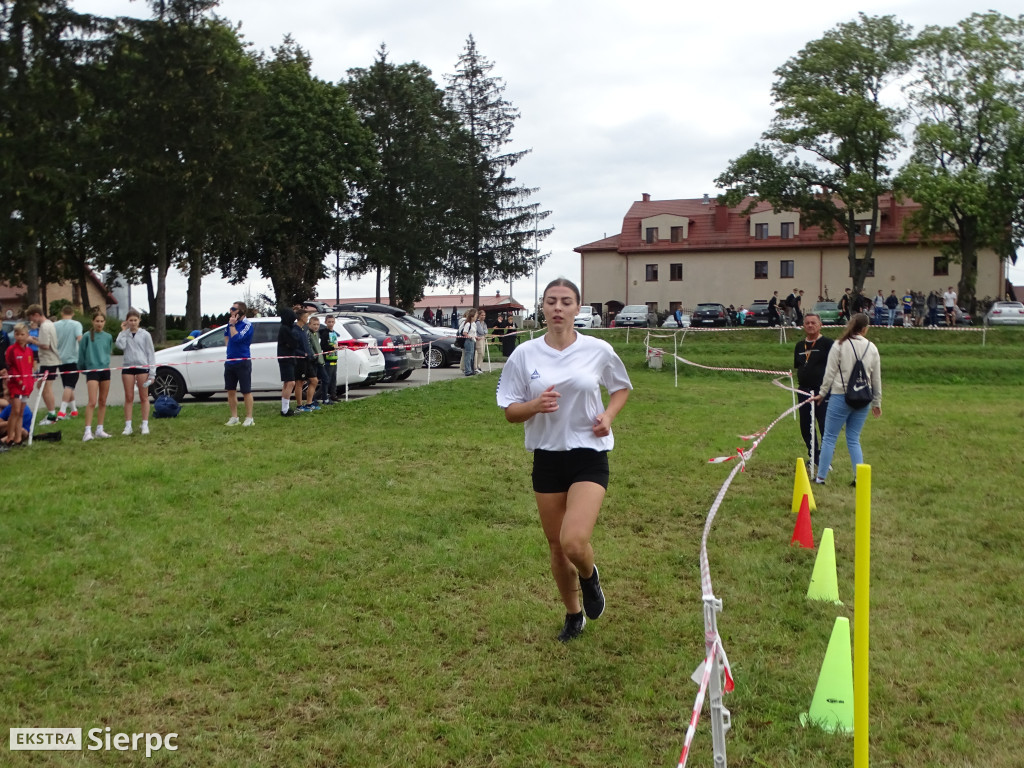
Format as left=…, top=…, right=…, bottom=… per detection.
left=141, top=423, right=150, bottom=435
left=96, top=428, right=112, bottom=439
left=122, top=424, right=132, bottom=436
left=242, top=418, right=255, bottom=427
left=83, top=432, right=93, bottom=442
left=225, top=417, right=240, bottom=426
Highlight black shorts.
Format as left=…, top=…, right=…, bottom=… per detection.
left=86, top=370, right=111, bottom=382
left=295, top=359, right=310, bottom=380
left=532, top=448, right=610, bottom=493
left=123, top=367, right=149, bottom=376
left=59, top=362, right=80, bottom=389
left=224, top=360, right=252, bottom=394
left=278, top=359, right=296, bottom=382
left=40, top=365, right=59, bottom=382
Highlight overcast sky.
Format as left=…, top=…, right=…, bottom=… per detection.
left=73, top=0, right=1023, bottom=314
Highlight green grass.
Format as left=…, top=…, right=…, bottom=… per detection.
left=2, top=328, right=1023, bottom=767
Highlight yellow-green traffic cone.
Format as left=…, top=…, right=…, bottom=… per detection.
left=800, top=616, right=854, bottom=734
left=807, top=528, right=843, bottom=604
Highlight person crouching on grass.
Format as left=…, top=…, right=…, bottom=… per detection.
left=496, top=278, right=632, bottom=643
left=2, top=324, right=36, bottom=449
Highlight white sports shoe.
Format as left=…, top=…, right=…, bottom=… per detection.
left=242, top=418, right=255, bottom=427
left=122, top=424, right=132, bottom=436
left=141, top=423, right=150, bottom=435
left=82, top=432, right=93, bottom=442
left=96, top=428, right=112, bottom=439
left=225, top=417, right=240, bottom=426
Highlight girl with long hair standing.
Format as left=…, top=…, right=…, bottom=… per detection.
left=812, top=312, right=882, bottom=486
left=79, top=312, right=114, bottom=441
left=496, top=279, right=632, bottom=642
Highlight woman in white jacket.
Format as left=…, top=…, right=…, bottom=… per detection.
left=811, top=312, right=882, bottom=486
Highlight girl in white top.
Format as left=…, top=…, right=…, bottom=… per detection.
left=496, top=278, right=632, bottom=642
left=115, top=309, right=156, bottom=436
left=812, top=312, right=882, bottom=486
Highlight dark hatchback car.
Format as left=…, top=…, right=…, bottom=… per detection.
left=743, top=300, right=772, bottom=326
left=335, top=302, right=461, bottom=369
left=691, top=302, right=731, bottom=327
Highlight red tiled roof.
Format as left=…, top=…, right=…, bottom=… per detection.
left=577, top=193, right=933, bottom=254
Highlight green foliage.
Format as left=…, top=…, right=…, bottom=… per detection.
left=896, top=11, right=1024, bottom=312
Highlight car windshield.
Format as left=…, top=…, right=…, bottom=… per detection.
left=813, top=302, right=838, bottom=310
left=696, top=304, right=719, bottom=309
left=622, top=305, right=646, bottom=313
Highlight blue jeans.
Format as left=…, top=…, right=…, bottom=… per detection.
left=462, top=338, right=476, bottom=375
left=816, top=395, right=871, bottom=482
left=887, top=308, right=896, bottom=326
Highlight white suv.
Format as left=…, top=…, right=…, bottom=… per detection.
left=574, top=306, right=602, bottom=329
left=153, top=317, right=385, bottom=402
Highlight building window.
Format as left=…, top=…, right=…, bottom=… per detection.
left=755, top=261, right=768, bottom=279
left=754, top=223, right=769, bottom=240
left=850, top=258, right=875, bottom=278
left=933, top=257, right=949, bottom=276
left=670, top=263, right=683, bottom=281
left=646, top=302, right=658, bottom=314
left=780, top=260, right=794, bottom=279
left=669, top=301, right=682, bottom=312
left=780, top=222, right=794, bottom=239
left=670, top=226, right=685, bottom=243
left=645, top=227, right=657, bottom=244
left=645, top=264, right=658, bottom=281
left=855, top=222, right=873, bottom=236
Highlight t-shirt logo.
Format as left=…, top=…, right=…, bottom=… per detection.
left=530, top=369, right=540, bottom=380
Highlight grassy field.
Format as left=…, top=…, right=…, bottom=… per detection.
left=2, top=327, right=1022, bottom=767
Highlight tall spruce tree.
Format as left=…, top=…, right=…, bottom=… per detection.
left=443, top=36, right=549, bottom=307
left=345, top=47, right=467, bottom=311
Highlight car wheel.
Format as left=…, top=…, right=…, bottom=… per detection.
left=426, top=347, right=444, bottom=369
left=153, top=368, right=186, bottom=403
left=397, top=369, right=413, bottom=380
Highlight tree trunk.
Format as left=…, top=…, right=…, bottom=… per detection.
left=24, top=241, right=40, bottom=306
left=185, top=248, right=203, bottom=331
left=957, top=215, right=979, bottom=315
left=375, top=264, right=382, bottom=303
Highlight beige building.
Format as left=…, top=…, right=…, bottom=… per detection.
left=575, top=193, right=1007, bottom=318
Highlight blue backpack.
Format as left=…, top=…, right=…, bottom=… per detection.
left=153, top=394, right=181, bottom=418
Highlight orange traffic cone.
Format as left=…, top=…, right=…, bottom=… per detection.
left=791, top=494, right=814, bottom=549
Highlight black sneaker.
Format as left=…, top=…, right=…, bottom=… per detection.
left=580, top=565, right=605, bottom=620
left=557, top=611, right=586, bottom=643
left=280, top=410, right=294, bottom=417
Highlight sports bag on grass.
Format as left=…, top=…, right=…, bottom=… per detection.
left=153, top=394, right=181, bottom=418
left=840, top=341, right=872, bottom=409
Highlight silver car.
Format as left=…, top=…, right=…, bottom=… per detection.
left=984, top=301, right=1024, bottom=326
left=613, top=304, right=651, bottom=328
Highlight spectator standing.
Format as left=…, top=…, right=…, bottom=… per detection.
left=423, top=307, right=434, bottom=325
left=306, top=315, right=326, bottom=410
left=794, top=312, right=834, bottom=470
left=459, top=309, right=477, bottom=376
left=943, top=286, right=958, bottom=326
left=812, top=313, right=882, bottom=486
left=276, top=306, right=302, bottom=416
left=784, top=289, right=797, bottom=325
left=838, top=288, right=852, bottom=323
left=496, top=278, right=632, bottom=642
left=78, top=311, right=114, bottom=441
left=926, top=290, right=940, bottom=326
left=26, top=304, right=61, bottom=424
left=873, top=291, right=885, bottom=325
left=53, top=305, right=83, bottom=419
left=912, top=290, right=926, bottom=327
left=474, top=310, right=488, bottom=373
left=2, top=323, right=35, bottom=449
left=902, top=290, right=913, bottom=326
left=224, top=301, right=255, bottom=427
left=116, top=309, right=156, bottom=436
left=322, top=315, right=339, bottom=403
left=885, top=290, right=900, bottom=327
left=294, top=310, right=316, bottom=412
left=768, top=291, right=781, bottom=327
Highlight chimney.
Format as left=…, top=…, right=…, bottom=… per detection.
left=642, top=193, right=650, bottom=203
left=702, top=193, right=710, bottom=205
left=715, top=204, right=729, bottom=232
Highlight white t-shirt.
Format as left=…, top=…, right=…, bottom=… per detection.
left=496, top=333, right=632, bottom=452
left=943, top=290, right=957, bottom=308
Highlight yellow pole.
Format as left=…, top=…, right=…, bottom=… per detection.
left=854, top=464, right=871, bottom=768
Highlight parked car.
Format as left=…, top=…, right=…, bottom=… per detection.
left=932, top=306, right=973, bottom=327
left=691, top=302, right=731, bottom=327
left=574, top=306, right=602, bottom=329
left=984, top=301, right=1024, bottom=326
left=811, top=301, right=840, bottom=325
left=336, top=311, right=425, bottom=378
left=152, top=316, right=384, bottom=402
left=400, top=314, right=463, bottom=369
left=334, top=314, right=410, bottom=381
left=743, top=300, right=772, bottom=326
left=612, top=304, right=651, bottom=328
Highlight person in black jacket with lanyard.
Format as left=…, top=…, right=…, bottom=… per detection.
left=794, top=312, right=833, bottom=471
